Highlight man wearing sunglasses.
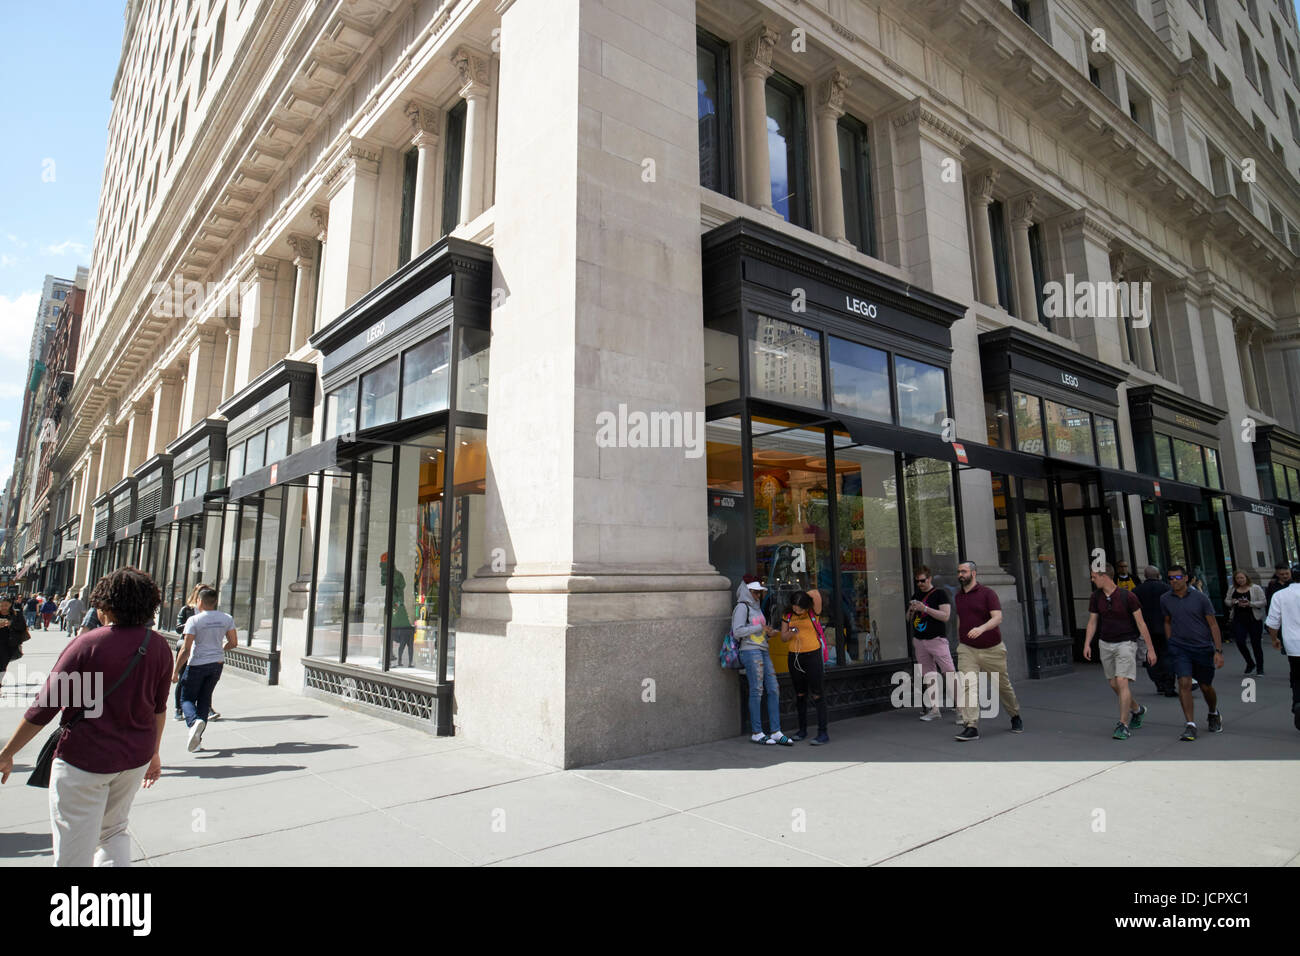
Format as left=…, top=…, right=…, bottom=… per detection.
left=907, top=566, right=953, bottom=721
left=1160, top=564, right=1225, bottom=740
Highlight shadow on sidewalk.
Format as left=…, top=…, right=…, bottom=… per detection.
left=190, top=741, right=356, bottom=757
left=218, top=714, right=329, bottom=723
left=161, top=763, right=308, bottom=779
left=0, top=832, right=53, bottom=859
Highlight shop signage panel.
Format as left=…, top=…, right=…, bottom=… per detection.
left=1007, top=353, right=1118, bottom=404
left=1227, top=494, right=1289, bottom=520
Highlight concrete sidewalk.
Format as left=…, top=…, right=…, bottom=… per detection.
left=2, top=624, right=1297, bottom=866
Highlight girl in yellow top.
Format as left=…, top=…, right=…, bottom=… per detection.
left=782, top=591, right=829, bottom=744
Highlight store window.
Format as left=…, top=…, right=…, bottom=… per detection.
left=249, top=491, right=282, bottom=648
left=904, top=456, right=959, bottom=587
left=985, top=389, right=1012, bottom=449
left=837, top=115, right=875, bottom=256
left=1095, top=416, right=1120, bottom=469
left=325, top=382, right=358, bottom=440
left=347, top=449, right=395, bottom=667
left=697, top=29, right=734, bottom=197
left=456, top=327, right=491, bottom=414
left=229, top=441, right=246, bottom=482
left=749, top=315, right=823, bottom=408
left=1154, top=433, right=1175, bottom=479
left=1273, top=462, right=1288, bottom=499
left=245, top=430, right=266, bottom=474
left=359, top=358, right=400, bottom=430
left=311, top=474, right=351, bottom=659
left=1203, top=447, right=1222, bottom=490
left=445, top=425, right=488, bottom=680
left=895, top=356, right=948, bottom=434
left=705, top=418, right=748, bottom=586
left=1014, top=391, right=1044, bottom=454
left=402, top=332, right=451, bottom=419
left=828, top=336, right=890, bottom=423
left=265, top=419, right=289, bottom=465
left=1172, top=437, right=1205, bottom=485
left=704, top=326, right=741, bottom=406
left=232, top=503, right=258, bottom=643
left=1044, top=401, right=1094, bottom=464
left=765, top=72, right=810, bottom=227
left=390, top=429, right=445, bottom=674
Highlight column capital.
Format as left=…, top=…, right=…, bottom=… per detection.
left=191, top=325, right=221, bottom=351
left=405, top=99, right=441, bottom=149
left=968, top=167, right=1000, bottom=206
left=131, top=393, right=155, bottom=415
left=286, top=233, right=317, bottom=267
left=741, top=23, right=780, bottom=79
left=451, top=46, right=492, bottom=98
left=889, top=99, right=971, bottom=150
left=1009, top=191, right=1038, bottom=228
left=310, top=204, right=329, bottom=243
left=324, top=137, right=382, bottom=196
left=1058, top=209, right=1117, bottom=246
left=815, top=69, right=851, bottom=118
left=1232, top=310, right=1256, bottom=341
left=156, top=368, right=183, bottom=388
left=1109, top=248, right=1128, bottom=283
left=237, top=253, right=282, bottom=284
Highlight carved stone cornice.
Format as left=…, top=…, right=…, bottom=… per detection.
left=742, top=23, right=780, bottom=78
left=156, top=368, right=183, bottom=389
left=815, top=69, right=850, bottom=117
left=324, top=138, right=382, bottom=197
left=1009, top=192, right=1038, bottom=228
left=890, top=101, right=971, bottom=149
left=237, top=254, right=282, bottom=284
left=969, top=167, right=1000, bottom=206
left=1059, top=209, right=1117, bottom=247
left=451, top=46, right=491, bottom=97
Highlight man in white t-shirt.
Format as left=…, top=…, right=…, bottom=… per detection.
left=1265, top=580, right=1300, bottom=733
left=173, top=588, right=237, bottom=753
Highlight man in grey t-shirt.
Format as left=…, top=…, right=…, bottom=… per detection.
left=174, top=588, right=236, bottom=753
left=1159, top=564, right=1225, bottom=741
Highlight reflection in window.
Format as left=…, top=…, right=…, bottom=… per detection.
left=245, top=430, right=267, bottom=473
left=1204, top=447, right=1222, bottom=490
left=228, top=441, right=246, bottom=481
left=265, top=420, right=289, bottom=466
left=705, top=418, right=748, bottom=588
left=749, top=316, right=822, bottom=408
left=1155, top=433, right=1175, bottom=479
left=696, top=31, right=732, bottom=197
left=360, top=357, right=399, bottom=430
left=250, top=491, right=281, bottom=648
left=233, top=503, right=258, bottom=643
left=457, top=327, right=490, bottom=414
left=325, top=382, right=358, bottom=440
left=441, top=101, right=466, bottom=237
left=1044, top=400, right=1095, bottom=464
left=1095, top=416, right=1120, bottom=468
left=895, top=357, right=948, bottom=434
left=904, top=457, right=959, bottom=590
left=1273, top=462, right=1288, bottom=499
left=391, top=431, right=444, bottom=674
left=347, top=451, right=394, bottom=668
left=828, top=336, right=890, bottom=423
left=402, top=332, right=450, bottom=419
left=765, top=73, right=809, bottom=227
left=837, top=115, right=875, bottom=256
left=447, top=425, right=488, bottom=681
left=985, top=390, right=1012, bottom=449
left=311, top=475, right=351, bottom=660
left=704, top=326, right=740, bottom=406
left=1014, top=392, right=1043, bottom=454
left=1172, top=437, right=1205, bottom=485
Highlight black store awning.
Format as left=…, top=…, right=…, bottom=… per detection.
left=1227, top=494, right=1291, bottom=521
left=227, top=437, right=351, bottom=501
left=155, top=489, right=227, bottom=526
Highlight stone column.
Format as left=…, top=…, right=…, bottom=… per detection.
left=97, top=424, right=126, bottom=497
left=452, top=48, right=492, bottom=227
left=968, top=168, right=1001, bottom=308
left=1129, top=266, right=1157, bottom=373
left=311, top=205, right=329, bottom=331
left=1009, top=192, right=1040, bottom=325
left=1235, top=313, right=1262, bottom=410
left=235, top=254, right=291, bottom=391
left=221, top=322, right=239, bottom=402
left=1111, top=249, right=1133, bottom=364
left=317, top=140, right=380, bottom=328
left=740, top=23, right=779, bottom=214
left=814, top=70, right=851, bottom=245
left=181, top=327, right=223, bottom=432
left=1164, top=279, right=1213, bottom=401
left=455, top=0, right=731, bottom=768
left=404, top=102, right=440, bottom=252
left=122, top=399, right=154, bottom=479
left=73, top=445, right=101, bottom=589
left=147, top=370, right=182, bottom=457
left=287, top=235, right=318, bottom=353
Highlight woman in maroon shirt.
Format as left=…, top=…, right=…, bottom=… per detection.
left=0, top=568, right=174, bottom=866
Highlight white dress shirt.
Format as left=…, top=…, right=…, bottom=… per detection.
left=1263, top=582, right=1300, bottom=655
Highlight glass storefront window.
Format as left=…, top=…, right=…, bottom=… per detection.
left=831, top=437, right=906, bottom=664
left=1023, top=506, right=1064, bottom=636
left=705, top=418, right=748, bottom=587
left=1287, top=465, right=1300, bottom=501
left=391, top=431, right=445, bottom=674
left=704, top=326, right=740, bottom=406
left=1095, top=416, right=1120, bottom=469
left=245, top=431, right=267, bottom=474
left=325, top=382, right=358, bottom=440
left=457, top=326, right=491, bottom=414
left=402, top=332, right=451, bottom=419
left=1014, top=392, right=1043, bottom=454
left=195, top=463, right=209, bottom=495
left=748, top=315, right=823, bottom=408
left=895, top=357, right=947, bottom=434
left=985, top=390, right=1012, bottom=449
left=228, top=441, right=246, bottom=482
left=311, top=475, right=351, bottom=660
left=1273, top=462, right=1288, bottom=499
left=346, top=450, right=394, bottom=667
left=1154, top=433, right=1175, bottom=480
left=1105, top=492, right=1133, bottom=568
left=249, top=491, right=281, bottom=648
left=232, top=504, right=258, bottom=642
left=1044, top=400, right=1095, bottom=465
left=1204, top=447, right=1221, bottom=490
left=1172, top=438, right=1205, bottom=485
left=828, top=336, right=890, bottom=423
left=904, top=457, right=960, bottom=589
left=360, top=358, right=400, bottom=430
left=447, top=425, right=488, bottom=681
left=183, top=469, right=197, bottom=501
left=265, top=419, right=289, bottom=466
left=217, top=508, right=239, bottom=615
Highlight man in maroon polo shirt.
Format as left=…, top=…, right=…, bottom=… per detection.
left=953, top=560, right=1023, bottom=741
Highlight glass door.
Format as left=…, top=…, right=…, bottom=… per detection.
left=1057, top=477, right=1107, bottom=654
left=1023, top=507, right=1063, bottom=637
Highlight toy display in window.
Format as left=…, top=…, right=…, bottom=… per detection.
left=380, top=553, right=414, bottom=667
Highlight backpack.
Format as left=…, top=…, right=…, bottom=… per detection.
left=719, top=603, right=748, bottom=669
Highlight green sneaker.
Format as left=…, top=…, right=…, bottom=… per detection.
left=1129, top=705, right=1147, bottom=729
left=1112, top=722, right=1130, bottom=740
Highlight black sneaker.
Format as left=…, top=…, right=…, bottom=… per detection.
left=954, top=726, right=980, bottom=742
left=1009, top=715, right=1024, bottom=734
left=1179, top=723, right=1197, bottom=741
left=1207, top=712, right=1223, bottom=734
left=1293, top=703, right=1300, bottom=732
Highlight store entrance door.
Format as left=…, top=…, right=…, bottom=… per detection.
left=1057, top=476, right=1111, bottom=658
left=1144, top=499, right=1231, bottom=614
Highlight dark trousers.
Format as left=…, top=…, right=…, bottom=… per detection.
left=1145, top=635, right=1174, bottom=694
left=1231, top=615, right=1264, bottom=671
left=1289, top=655, right=1300, bottom=712
left=788, top=649, right=828, bottom=735
left=180, top=662, right=223, bottom=726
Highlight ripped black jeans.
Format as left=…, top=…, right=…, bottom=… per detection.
left=788, top=649, right=828, bottom=736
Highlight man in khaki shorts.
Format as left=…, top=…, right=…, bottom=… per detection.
left=1083, top=563, right=1157, bottom=740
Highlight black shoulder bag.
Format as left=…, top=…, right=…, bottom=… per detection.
left=28, top=628, right=154, bottom=789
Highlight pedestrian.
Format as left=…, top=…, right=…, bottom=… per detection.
left=1113, top=561, right=1138, bottom=592
left=782, top=590, right=829, bottom=744
left=952, top=561, right=1023, bottom=741
left=60, top=589, right=86, bottom=639
left=1161, top=564, right=1225, bottom=741
left=81, top=603, right=101, bottom=634
left=0, top=595, right=30, bottom=678
left=907, top=565, right=954, bottom=721
left=1225, top=570, right=1266, bottom=675
left=40, top=595, right=59, bottom=631
left=1134, top=566, right=1174, bottom=696
left=1083, top=564, right=1157, bottom=739
left=1264, top=579, right=1300, bottom=732
left=0, top=568, right=172, bottom=866
left=173, top=587, right=236, bottom=753
left=24, top=593, right=39, bottom=629
left=1265, top=562, right=1291, bottom=615
left=733, top=576, right=794, bottom=746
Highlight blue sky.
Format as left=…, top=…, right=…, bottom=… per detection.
left=0, top=2, right=123, bottom=490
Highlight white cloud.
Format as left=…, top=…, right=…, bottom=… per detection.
left=0, top=421, right=10, bottom=431
left=0, top=254, right=16, bottom=269
left=0, top=291, right=39, bottom=363
left=42, top=239, right=89, bottom=257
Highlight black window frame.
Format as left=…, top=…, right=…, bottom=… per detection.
left=837, top=113, right=877, bottom=257
left=764, top=71, right=812, bottom=229
left=696, top=27, right=735, bottom=199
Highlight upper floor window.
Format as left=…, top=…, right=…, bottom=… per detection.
left=441, top=100, right=467, bottom=238
left=697, top=28, right=734, bottom=198
left=765, top=72, right=810, bottom=228
left=837, top=115, right=875, bottom=257
left=398, top=146, right=418, bottom=266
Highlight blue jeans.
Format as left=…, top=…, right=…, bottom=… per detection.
left=180, top=662, right=223, bottom=726
left=740, top=644, right=782, bottom=736
left=25, top=611, right=37, bottom=628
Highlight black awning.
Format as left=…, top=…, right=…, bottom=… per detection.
left=156, top=488, right=227, bottom=526
left=837, top=419, right=956, bottom=462
left=122, top=517, right=153, bottom=538
left=1091, top=467, right=1202, bottom=503
left=957, top=442, right=1047, bottom=478
left=1227, top=494, right=1291, bottom=521
left=228, top=437, right=349, bottom=501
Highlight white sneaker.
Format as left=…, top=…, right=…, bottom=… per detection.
left=920, top=710, right=941, bottom=722
left=187, top=719, right=206, bottom=752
